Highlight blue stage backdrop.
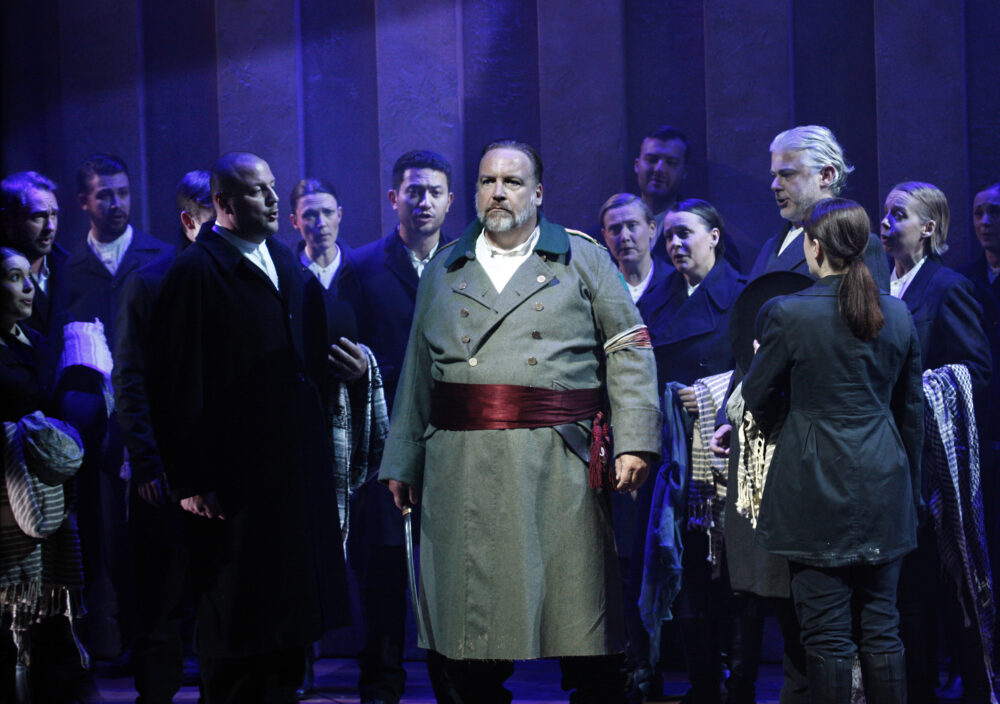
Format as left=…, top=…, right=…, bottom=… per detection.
left=3, top=0, right=998, bottom=270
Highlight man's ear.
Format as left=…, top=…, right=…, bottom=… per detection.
left=818, top=165, right=837, bottom=190
left=534, top=182, right=543, bottom=208
left=388, top=189, right=399, bottom=210
left=180, top=210, right=196, bottom=231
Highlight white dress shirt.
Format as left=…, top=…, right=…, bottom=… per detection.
left=475, top=226, right=541, bottom=293
left=300, top=246, right=341, bottom=290
left=87, top=225, right=133, bottom=275
left=214, top=225, right=280, bottom=291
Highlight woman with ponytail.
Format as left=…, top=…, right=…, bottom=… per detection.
left=742, top=199, right=924, bottom=703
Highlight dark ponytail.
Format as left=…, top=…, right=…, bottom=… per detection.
left=803, top=198, right=884, bottom=341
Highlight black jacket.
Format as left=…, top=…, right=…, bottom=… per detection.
left=147, top=228, right=348, bottom=656
left=743, top=276, right=923, bottom=567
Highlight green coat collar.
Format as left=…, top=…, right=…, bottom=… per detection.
left=443, top=213, right=570, bottom=267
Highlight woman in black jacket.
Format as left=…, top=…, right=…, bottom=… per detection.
left=742, top=200, right=924, bottom=703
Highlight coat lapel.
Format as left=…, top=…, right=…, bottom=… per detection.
left=384, top=231, right=419, bottom=294
left=900, top=257, right=940, bottom=316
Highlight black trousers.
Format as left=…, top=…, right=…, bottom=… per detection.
left=350, top=542, right=408, bottom=703
left=199, top=646, right=303, bottom=704
left=426, top=650, right=628, bottom=704
left=129, top=489, right=193, bottom=704
left=789, top=558, right=903, bottom=658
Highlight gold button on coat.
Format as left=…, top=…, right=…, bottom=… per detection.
left=458, top=282, right=467, bottom=290
left=461, top=335, right=470, bottom=343
left=534, top=302, right=544, bottom=311
left=469, top=357, right=478, bottom=367
left=460, top=308, right=469, bottom=317
left=527, top=357, right=537, bottom=366
left=531, top=330, right=541, bottom=339
left=536, top=275, right=546, bottom=283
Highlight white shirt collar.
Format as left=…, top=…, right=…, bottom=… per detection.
left=625, top=260, right=655, bottom=303
left=475, top=225, right=541, bottom=293
left=87, top=225, right=133, bottom=275
left=300, top=245, right=342, bottom=290
left=406, top=240, right=439, bottom=278
left=214, top=225, right=280, bottom=291
left=889, top=256, right=927, bottom=300
left=31, top=255, right=51, bottom=294
left=777, top=226, right=803, bottom=256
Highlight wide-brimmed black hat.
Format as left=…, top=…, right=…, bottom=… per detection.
left=730, top=271, right=814, bottom=373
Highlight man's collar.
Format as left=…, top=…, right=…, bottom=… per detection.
left=444, top=213, right=568, bottom=266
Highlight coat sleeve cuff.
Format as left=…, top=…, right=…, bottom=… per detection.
left=611, top=406, right=663, bottom=460
left=377, top=439, right=426, bottom=488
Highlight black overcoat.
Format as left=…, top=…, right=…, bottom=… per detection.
left=742, top=276, right=924, bottom=567
left=148, top=228, right=348, bottom=657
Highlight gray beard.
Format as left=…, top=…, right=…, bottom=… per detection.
left=478, top=203, right=533, bottom=234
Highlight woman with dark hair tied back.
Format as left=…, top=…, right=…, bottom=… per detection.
left=741, top=198, right=924, bottom=703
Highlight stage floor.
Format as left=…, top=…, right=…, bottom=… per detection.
left=93, top=657, right=786, bottom=702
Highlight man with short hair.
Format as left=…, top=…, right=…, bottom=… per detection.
left=114, top=170, right=213, bottom=702
left=0, top=170, right=66, bottom=336
left=380, top=140, right=661, bottom=703
left=635, top=125, right=688, bottom=237
left=633, top=126, right=741, bottom=272
left=53, top=153, right=174, bottom=660
left=349, top=150, right=455, bottom=704
left=148, top=152, right=349, bottom=703
left=175, top=169, right=215, bottom=245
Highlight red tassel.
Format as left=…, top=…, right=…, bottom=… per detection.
left=589, top=411, right=612, bottom=489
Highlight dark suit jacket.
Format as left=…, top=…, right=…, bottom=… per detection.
left=748, top=224, right=890, bottom=292
left=295, top=241, right=360, bottom=344
left=147, top=229, right=348, bottom=657
left=52, top=228, right=174, bottom=348
left=646, top=258, right=745, bottom=388
left=349, top=228, right=452, bottom=546
left=743, top=276, right=923, bottom=566
left=902, top=256, right=992, bottom=394
left=22, top=242, right=69, bottom=339
left=960, top=257, right=1000, bottom=441
left=112, top=256, right=172, bottom=485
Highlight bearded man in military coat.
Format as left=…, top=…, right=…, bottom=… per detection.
left=380, top=140, right=661, bottom=704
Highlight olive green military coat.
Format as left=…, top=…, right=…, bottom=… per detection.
left=379, top=215, right=661, bottom=660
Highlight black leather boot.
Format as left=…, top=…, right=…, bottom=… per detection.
left=805, top=653, right=852, bottom=704
left=858, top=650, right=906, bottom=704
left=726, top=609, right=763, bottom=704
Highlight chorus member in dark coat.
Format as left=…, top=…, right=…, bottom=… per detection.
left=289, top=177, right=363, bottom=309
left=0, top=171, right=68, bottom=340
left=725, top=125, right=888, bottom=704
left=147, top=153, right=349, bottom=704
left=52, top=154, right=174, bottom=658
left=652, top=200, right=745, bottom=703
left=113, top=170, right=215, bottom=703
left=348, top=150, right=455, bottom=704
left=881, top=181, right=993, bottom=703
left=963, top=183, right=1000, bottom=643
left=598, top=192, right=667, bottom=701
left=743, top=199, right=923, bottom=703
left=749, top=126, right=889, bottom=292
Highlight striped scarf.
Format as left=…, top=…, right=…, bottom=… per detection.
left=327, top=344, right=389, bottom=550
left=687, top=371, right=733, bottom=573
left=923, top=364, right=996, bottom=699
